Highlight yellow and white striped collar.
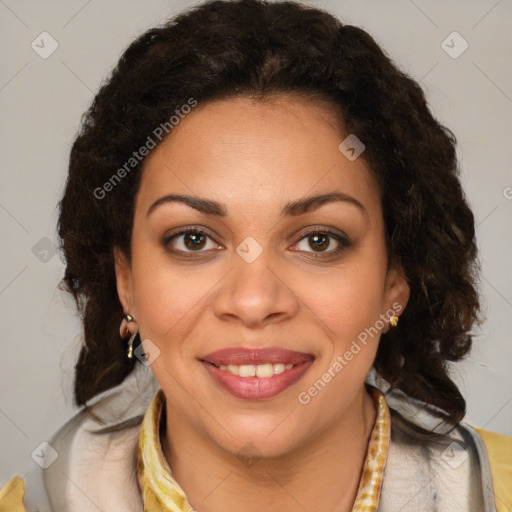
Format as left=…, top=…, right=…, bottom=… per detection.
left=137, top=386, right=391, bottom=511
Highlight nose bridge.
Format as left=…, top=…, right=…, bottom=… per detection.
left=212, top=239, right=298, bottom=326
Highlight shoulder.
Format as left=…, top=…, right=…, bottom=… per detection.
left=472, top=427, right=512, bottom=512
left=5, top=364, right=159, bottom=512
left=477, top=426, right=512, bottom=460
left=381, top=405, right=508, bottom=512
left=0, top=476, right=26, bottom=511
left=1, top=411, right=143, bottom=512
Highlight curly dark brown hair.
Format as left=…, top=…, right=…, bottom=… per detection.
left=57, top=0, right=481, bottom=428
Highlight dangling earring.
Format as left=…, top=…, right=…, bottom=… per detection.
left=389, top=315, right=399, bottom=327
left=120, top=313, right=137, bottom=359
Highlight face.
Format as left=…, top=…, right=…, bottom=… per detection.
left=115, top=93, right=409, bottom=458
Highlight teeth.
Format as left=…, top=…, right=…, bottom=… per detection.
left=239, top=364, right=256, bottom=377
left=256, top=364, right=273, bottom=378
left=218, top=362, right=295, bottom=377
left=274, top=363, right=285, bottom=374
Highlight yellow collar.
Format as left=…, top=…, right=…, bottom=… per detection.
left=137, top=386, right=390, bottom=511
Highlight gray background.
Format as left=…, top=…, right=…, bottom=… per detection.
left=1, top=0, right=511, bottom=483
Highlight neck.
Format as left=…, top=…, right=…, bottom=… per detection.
left=162, top=385, right=377, bottom=512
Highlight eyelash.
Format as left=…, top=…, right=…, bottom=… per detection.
left=162, top=226, right=351, bottom=260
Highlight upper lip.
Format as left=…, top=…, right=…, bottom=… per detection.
left=200, top=347, right=315, bottom=366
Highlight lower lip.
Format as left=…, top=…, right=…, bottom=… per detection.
left=201, top=360, right=314, bottom=400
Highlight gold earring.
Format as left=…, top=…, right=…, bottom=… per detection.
left=389, top=316, right=399, bottom=327
left=120, top=313, right=136, bottom=359
left=126, top=332, right=136, bottom=359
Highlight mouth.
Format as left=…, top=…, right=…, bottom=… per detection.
left=199, top=347, right=315, bottom=400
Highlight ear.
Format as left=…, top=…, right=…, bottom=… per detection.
left=113, top=246, right=135, bottom=316
left=382, top=264, right=410, bottom=333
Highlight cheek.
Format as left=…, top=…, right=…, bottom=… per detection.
left=130, top=244, right=208, bottom=346
left=299, top=256, right=387, bottom=339
left=135, top=278, right=205, bottom=343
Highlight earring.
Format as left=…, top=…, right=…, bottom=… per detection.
left=120, top=313, right=137, bottom=359
left=126, top=332, right=136, bottom=359
left=389, top=316, right=399, bottom=327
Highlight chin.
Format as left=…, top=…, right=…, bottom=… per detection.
left=209, top=413, right=311, bottom=460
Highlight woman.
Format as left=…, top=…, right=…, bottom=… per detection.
left=1, top=0, right=510, bottom=510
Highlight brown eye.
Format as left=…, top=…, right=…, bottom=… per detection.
left=164, top=228, right=219, bottom=254
left=293, top=228, right=351, bottom=257
left=183, top=231, right=207, bottom=250
left=307, top=233, right=330, bottom=252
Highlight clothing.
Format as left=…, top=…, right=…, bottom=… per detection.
left=1, top=364, right=511, bottom=511
left=137, top=385, right=390, bottom=511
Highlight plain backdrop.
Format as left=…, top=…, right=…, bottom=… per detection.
left=1, top=0, right=511, bottom=482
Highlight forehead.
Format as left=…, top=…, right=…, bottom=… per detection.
left=137, top=93, right=380, bottom=218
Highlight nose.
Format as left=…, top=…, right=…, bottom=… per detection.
left=211, top=247, right=299, bottom=328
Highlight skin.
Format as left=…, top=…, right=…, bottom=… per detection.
left=115, top=93, right=410, bottom=512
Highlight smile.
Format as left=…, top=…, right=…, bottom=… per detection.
left=199, top=346, right=315, bottom=399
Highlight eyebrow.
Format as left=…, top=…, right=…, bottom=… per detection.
left=146, top=191, right=367, bottom=218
